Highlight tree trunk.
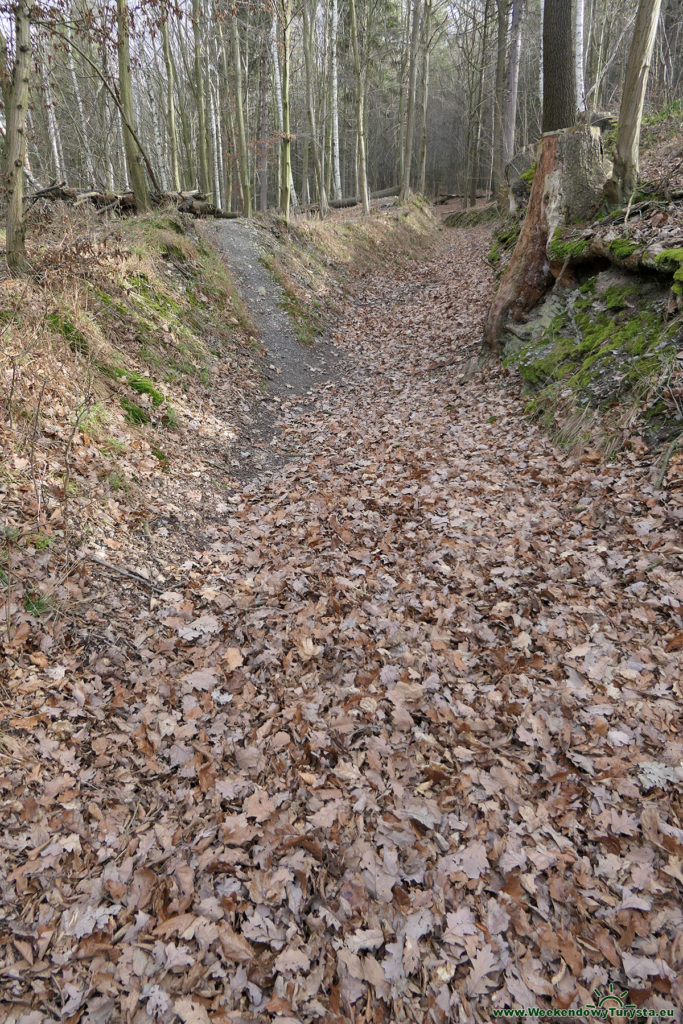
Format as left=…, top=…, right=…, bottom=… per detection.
left=330, top=0, right=342, bottom=200
left=609, top=0, right=662, bottom=202
left=575, top=0, right=586, bottom=111
left=192, top=0, right=210, bottom=194
left=231, top=7, right=252, bottom=216
left=400, top=0, right=423, bottom=201
left=302, top=0, right=328, bottom=216
left=349, top=0, right=370, bottom=213
left=117, top=0, right=149, bottom=212
left=40, top=37, right=65, bottom=183
left=502, top=0, right=525, bottom=169
left=483, top=126, right=609, bottom=354
left=5, top=0, right=31, bottom=275
left=162, top=9, right=181, bottom=191
left=259, top=30, right=269, bottom=212
left=542, top=0, right=576, bottom=132
left=417, top=0, right=432, bottom=195
left=492, top=0, right=507, bottom=198
left=467, top=0, right=490, bottom=207
left=278, top=0, right=293, bottom=222
left=67, top=15, right=95, bottom=187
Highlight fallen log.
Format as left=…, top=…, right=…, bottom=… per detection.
left=24, top=183, right=235, bottom=219
left=302, top=185, right=401, bottom=212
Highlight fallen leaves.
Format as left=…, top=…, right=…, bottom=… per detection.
left=0, top=226, right=681, bottom=1023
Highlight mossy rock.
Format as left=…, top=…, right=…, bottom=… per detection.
left=505, top=268, right=678, bottom=421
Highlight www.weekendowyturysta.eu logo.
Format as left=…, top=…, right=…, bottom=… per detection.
left=491, top=984, right=677, bottom=1018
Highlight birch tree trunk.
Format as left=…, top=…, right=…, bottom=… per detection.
left=330, top=0, right=342, bottom=199
left=609, top=0, right=662, bottom=201
left=400, top=0, right=422, bottom=201
left=349, top=0, right=370, bottom=213
left=117, top=0, right=150, bottom=211
left=5, top=0, right=31, bottom=275
left=161, top=9, right=181, bottom=191
left=575, top=0, right=586, bottom=111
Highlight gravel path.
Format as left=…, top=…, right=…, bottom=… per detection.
left=205, top=218, right=346, bottom=479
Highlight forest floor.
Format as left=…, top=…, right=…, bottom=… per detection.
left=1, top=220, right=682, bottom=1023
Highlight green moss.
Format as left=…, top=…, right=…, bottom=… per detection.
left=608, top=238, right=639, bottom=259
left=508, top=289, right=675, bottom=413
left=520, top=162, right=536, bottom=186
left=579, top=277, right=597, bottom=296
left=488, top=219, right=521, bottom=266
left=46, top=311, right=90, bottom=355
left=604, top=283, right=637, bottom=310
left=124, top=372, right=164, bottom=406
left=120, top=397, right=150, bottom=425
left=149, top=216, right=186, bottom=235
left=549, top=228, right=589, bottom=262
left=151, top=446, right=169, bottom=469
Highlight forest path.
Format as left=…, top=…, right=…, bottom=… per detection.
left=3, top=226, right=681, bottom=1021
left=205, top=218, right=346, bottom=478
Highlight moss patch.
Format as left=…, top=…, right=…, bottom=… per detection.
left=549, top=228, right=589, bottom=262
left=608, top=238, right=639, bottom=260
left=505, top=269, right=679, bottom=445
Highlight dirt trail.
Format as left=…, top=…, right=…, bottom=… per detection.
left=2, top=225, right=681, bottom=1023
left=206, top=218, right=346, bottom=478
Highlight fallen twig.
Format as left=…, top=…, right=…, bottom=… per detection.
left=87, top=557, right=164, bottom=592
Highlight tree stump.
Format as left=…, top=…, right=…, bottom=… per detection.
left=483, top=126, right=610, bottom=354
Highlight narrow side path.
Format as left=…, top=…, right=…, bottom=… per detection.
left=1, top=227, right=680, bottom=1023
left=206, top=219, right=346, bottom=479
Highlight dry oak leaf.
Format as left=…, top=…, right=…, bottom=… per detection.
left=274, top=947, right=311, bottom=973
left=174, top=997, right=212, bottom=1024
left=184, top=668, right=217, bottom=691
left=466, top=944, right=500, bottom=996
left=245, top=788, right=276, bottom=822
left=223, top=647, right=244, bottom=670
left=218, top=924, right=255, bottom=963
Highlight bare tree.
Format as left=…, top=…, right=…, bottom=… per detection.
left=5, top=0, right=31, bottom=274
left=609, top=0, right=663, bottom=200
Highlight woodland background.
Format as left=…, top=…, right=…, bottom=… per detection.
left=2, top=0, right=682, bottom=222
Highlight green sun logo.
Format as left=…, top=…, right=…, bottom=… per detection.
left=592, top=984, right=630, bottom=1010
